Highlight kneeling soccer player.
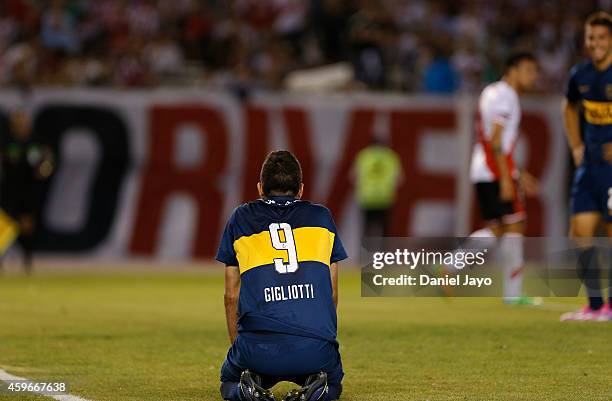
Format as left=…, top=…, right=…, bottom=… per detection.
left=216, top=150, right=346, bottom=401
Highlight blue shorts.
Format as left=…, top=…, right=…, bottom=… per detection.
left=220, top=331, right=344, bottom=387
left=571, top=163, right=612, bottom=222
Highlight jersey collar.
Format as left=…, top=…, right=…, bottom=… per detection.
left=261, top=196, right=300, bottom=206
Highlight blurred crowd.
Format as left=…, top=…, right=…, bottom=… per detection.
left=0, top=0, right=608, bottom=93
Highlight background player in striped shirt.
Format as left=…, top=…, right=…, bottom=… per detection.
left=469, top=52, right=540, bottom=304
left=216, top=151, right=346, bottom=401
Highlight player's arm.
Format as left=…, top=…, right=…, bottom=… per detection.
left=489, top=122, right=513, bottom=201
left=562, top=98, right=584, bottom=166
left=224, top=265, right=240, bottom=344
left=519, top=169, right=539, bottom=197
left=330, top=262, right=339, bottom=309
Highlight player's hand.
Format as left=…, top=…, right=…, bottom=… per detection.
left=572, top=144, right=584, bottom=166
left=499, top=177, right=514, bottom=202
left=603, top=143, right=612, bottom=164
left=520, top=171, right=539, bottom=197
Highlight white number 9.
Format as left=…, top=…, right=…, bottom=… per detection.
left=269, top=223, right=299, bottom=274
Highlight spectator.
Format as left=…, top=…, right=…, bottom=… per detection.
left=423, top=42, right=459, bottom=94
left=311, top=0, right=353, bottom=63
left=145, top=30, right=185, bottom=78
left=349, top=0, right=393, bottom=89
left=41, top=0, right=79, bottom=53
left=0, top=0, right=604, bottom=91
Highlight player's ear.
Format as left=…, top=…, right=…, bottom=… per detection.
left=257, top=182, right=264, bottom=198
left=296, top=183, right=304, bottom=199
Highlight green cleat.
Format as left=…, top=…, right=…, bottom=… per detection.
left=503, top=296, right=543, bottom=306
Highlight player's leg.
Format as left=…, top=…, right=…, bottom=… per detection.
left=17, top=212, right=34, bottom=274
left=271, top=336, right=342, bottom=401
left=561, top=163, right=607, bottom=320
left=439, top=183, right=503, bottom=290
left=498, top=178, right=530, bottom=303
left=220, top=336, right=277, bottom=401
left=380, top=208, right=390, bottom=236
left=499, top=220, right=525, bottom=301
left=220, top=358, right=243, bottom=401
left=322, top=356, right=343, bottom=401
left=605, top=222, right=612, bottom=318
left=464, top=183, right=503, bottom=260
left=282, top=353, right=343, bottom=401
left=458, top=225, right=500, bottom=266
left=363, top=209, right=386, bottom=237
left=562, top=160, right=611, bottom=321
left=561, top=212, right=603, bottom=321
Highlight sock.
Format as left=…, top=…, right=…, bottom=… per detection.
left=576, top=247, right=603, bottom=310
left=500, top=233, right=524, bottom=299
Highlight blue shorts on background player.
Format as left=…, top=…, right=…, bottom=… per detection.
left=216, top=150, right=347, bottom=401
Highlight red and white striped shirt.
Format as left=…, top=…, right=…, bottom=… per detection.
left=470, top=80, right=521, bottom=183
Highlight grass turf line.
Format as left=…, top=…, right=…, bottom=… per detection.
left=0, top=269, right=610, bottom=401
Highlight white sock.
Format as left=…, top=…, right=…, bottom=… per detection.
left=500, top=233, right=524, bottom=299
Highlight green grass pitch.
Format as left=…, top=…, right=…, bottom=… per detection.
left=0, top=267, right=611, bottom=401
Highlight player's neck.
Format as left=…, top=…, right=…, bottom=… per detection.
left=592, top=53, right=612, bottom=71
left=502, top=76, right=520, bottom=94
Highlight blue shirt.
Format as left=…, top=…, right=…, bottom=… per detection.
left=424, top=59, right=459, bottom=94
left=565, top=61, right=612, bottom=164
left=216, top=196, right=347, bottom=344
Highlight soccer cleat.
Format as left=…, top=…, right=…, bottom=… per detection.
left=282, top=389, right=301, bottom=401
left=596, top=303, right=611, bottom=322
left=503, top=296, right=543, bottom=306
left=560, top=305, right=607, bottom=322
left=239, top=370, right=276, bottom=401
left=282, top=372, right=328, bottom=401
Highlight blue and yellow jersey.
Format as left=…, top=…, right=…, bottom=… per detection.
left=216, top=196, right=347, bottom=344
left=566, top=61, right=612, bottom=164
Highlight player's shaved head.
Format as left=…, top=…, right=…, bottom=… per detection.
left=260, top=150, right=303, bottom=197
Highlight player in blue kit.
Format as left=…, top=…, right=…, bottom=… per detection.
left=216, top=151, right=347, bottom=401
left=561, top=12, right=612, bottom=321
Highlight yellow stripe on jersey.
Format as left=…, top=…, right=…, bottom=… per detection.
left=234, top=226, right=335, bottom=274
left=0, top=209, right=19, bottom=256
left=582, top=100, right=612, bottom=125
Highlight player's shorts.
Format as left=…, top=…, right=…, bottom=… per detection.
left=474, top=180, right=526, bottom=225
left=571, top=163, right=612, bottom=222
left=220, top=331, right=344, bottom=387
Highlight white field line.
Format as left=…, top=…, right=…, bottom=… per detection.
left=0, top=368, right=94, bottom=401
